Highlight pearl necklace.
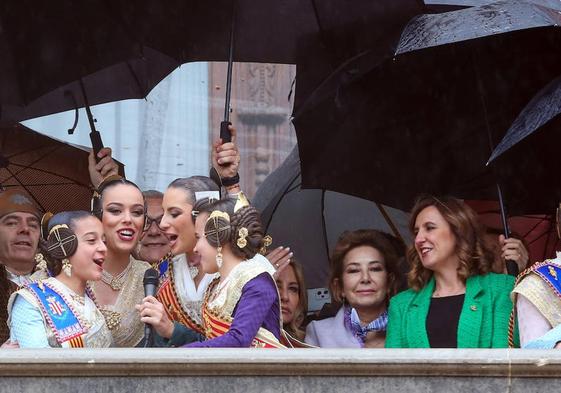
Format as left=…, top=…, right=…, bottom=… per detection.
left=101, top=263, right=132, bottom=291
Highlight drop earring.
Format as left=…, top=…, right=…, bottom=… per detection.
left=62, top=259, right=72, bottom=277
left=215, top=246, right=223, bottom=269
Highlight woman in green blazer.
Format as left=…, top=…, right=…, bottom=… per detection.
left=385, top=196, right=516, bottom=348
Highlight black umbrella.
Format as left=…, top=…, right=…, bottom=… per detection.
left=293, top=0, right=561, bottom=212
left=0, top=0, right=180, bottom=125
left=109, top=0, right=423, bottom=117
left=487, top=75, right=561, bottom=215
left=253, top=147, right=411, bottom=289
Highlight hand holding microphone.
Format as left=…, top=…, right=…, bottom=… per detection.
left=136, top=269, right=174, bottom=347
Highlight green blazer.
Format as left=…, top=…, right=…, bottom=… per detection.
left=385, top=273, right=517, bottom=348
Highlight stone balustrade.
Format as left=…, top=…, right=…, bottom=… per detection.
left=0, top=349, right=559, bottom=392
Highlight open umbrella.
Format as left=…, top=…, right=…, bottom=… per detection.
left=109, top=0, right=423, bottom=117
left=0, top=47, right=179, bottom=125
left=0, top=123, right=125, bottom=213
left=253, top=147, right=411, bottom=289
left=0, top=0, right=181, bottom=123
left=293, top=0, right=561, bottom=213
left=487, top=75, right=561, bottom=215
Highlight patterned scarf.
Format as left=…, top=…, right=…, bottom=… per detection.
left=344, top=305, right=388, bottom=346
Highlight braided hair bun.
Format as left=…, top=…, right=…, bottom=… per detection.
left=203, top=211, right=232, bottom=248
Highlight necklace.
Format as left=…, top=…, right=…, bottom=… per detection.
left=101, top=263, right=132, bottom=291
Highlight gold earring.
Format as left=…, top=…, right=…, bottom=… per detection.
left=259, top=235, right=273, bottom=255
left=237, top=227, right=248, bottom=249
left=215, top=246, right=223, bottom=269
left=62, top=259, right=72, bottom=277
left=34, top=253, right=48, bottom=272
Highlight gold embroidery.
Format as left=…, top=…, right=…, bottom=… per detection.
left=549, top=266, right=558, bottom=281
left=93, top=257, right=150, bottom=347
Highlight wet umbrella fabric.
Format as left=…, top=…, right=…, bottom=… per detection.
left=0, top=0, right=180, bottom=125
left=0, top=123, right=125, bottom=213
left=0, top=47, right=178, bottom=125
left=487, top=75, right=561, bottom=215
left=109, top=0, right=423, bottom=111
left=253, top=147, right=411, bottom=289
left=293, top=0, right=561, bottom=212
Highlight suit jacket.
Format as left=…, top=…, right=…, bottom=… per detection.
left=0, top=267, right=19, bottom=343
left=304, top=307, right=362, bottom=348
left=385, top=273, right=516, bottom=348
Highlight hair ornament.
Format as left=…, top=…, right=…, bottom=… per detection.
left=259, top=235, right=273, bottom=255
left=34, top=253, right=48, bottom=273
left=233, top=192, right=250, bottom=213
left=237, top=227, right=249, bottom=249
left=40, top=212, right=53, bottom=241
left=205, top=210, right=231, bottom=246
left=47, top=224, right=77, bottom=257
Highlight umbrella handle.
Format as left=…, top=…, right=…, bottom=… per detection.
left=90, top=131, right=104, bottom=163
left=220, top=121, right=232, bottom=143
left=505, top=260, right=519, bottom=277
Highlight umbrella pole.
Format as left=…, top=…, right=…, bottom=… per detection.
left=79, top=79, right=104, bottom=163
left=220, top=0, right=238, bottom=143
left=471, top=52, right=518, bottom=276
left=496, top=182, right=519, bottom=276
left=321, top=189, right=331, bottom=262
left=375, top=202, right=404, bottom=244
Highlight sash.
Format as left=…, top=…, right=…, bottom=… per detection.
left=201, top=304, right=285, bottom=348
left=26, top=282, right=87, bottom=347
left=533, top=263, right=561, bottom=299
left=155, top=255, right=205, bottom=335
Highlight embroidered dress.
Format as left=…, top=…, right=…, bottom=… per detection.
left=8, top=277, right=111, bottom=348
left=92, top=257, right=150, bottom=347
left=186, top=254, right=285, bottom=348
left=155, top=254, right=215, bottom=335
left=512, top=254, right=561, bottom=347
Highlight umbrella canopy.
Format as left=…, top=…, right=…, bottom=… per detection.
left=293, top=0, right=561, bottom=212
left=0, top=0, right=180, bottom=125
left=253, top=147, right=411, bottom=289
left=487, top=75, right=561, bottom=214
left=0, top=123, right=125, bottom=213
left=109, top=0, right=423, bottom=110
left=0, top=47, right=178, bottom=125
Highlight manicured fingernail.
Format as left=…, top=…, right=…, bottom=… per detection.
left=289, top=252, right=294, bottom=257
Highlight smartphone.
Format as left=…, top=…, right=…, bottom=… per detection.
left=307, top=287, right=332, bottom=313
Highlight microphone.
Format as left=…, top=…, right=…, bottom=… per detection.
left=142, top=268, right=160, bottom=347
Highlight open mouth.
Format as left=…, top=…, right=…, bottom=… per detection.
left=93, top=258, right=104, bottom=268
left=420, top=247, right=433, bottom=257
left=117, top=229, right=136, bottom=241
left=144, top=242, right=167, bottom=248
left=13, top=240, right=32, bottom=248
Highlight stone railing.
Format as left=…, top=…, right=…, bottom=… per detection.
left=0, top=349, right=559, bottom=392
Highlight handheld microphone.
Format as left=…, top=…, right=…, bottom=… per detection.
left=142, top=268, right=160, bottom=347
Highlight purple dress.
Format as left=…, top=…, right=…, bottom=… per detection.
left=185, top=273, right=281, bottom=347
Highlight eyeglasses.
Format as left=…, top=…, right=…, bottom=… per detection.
left=144, top=215, right=163, bottom=231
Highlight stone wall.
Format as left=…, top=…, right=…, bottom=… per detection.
left=0, top=349, right=560, bottom=393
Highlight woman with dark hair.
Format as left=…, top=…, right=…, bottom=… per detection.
left=8, top=211, right=111, bottom=348
left=180, top=196, right=281, bottom=347
left=91, top=176, right=150, bottom=347
left=305, top=229, right=402, bottom=348
left=385, top=195, right=516, bottom=348
left=275, top=260, right=308, bottom=341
